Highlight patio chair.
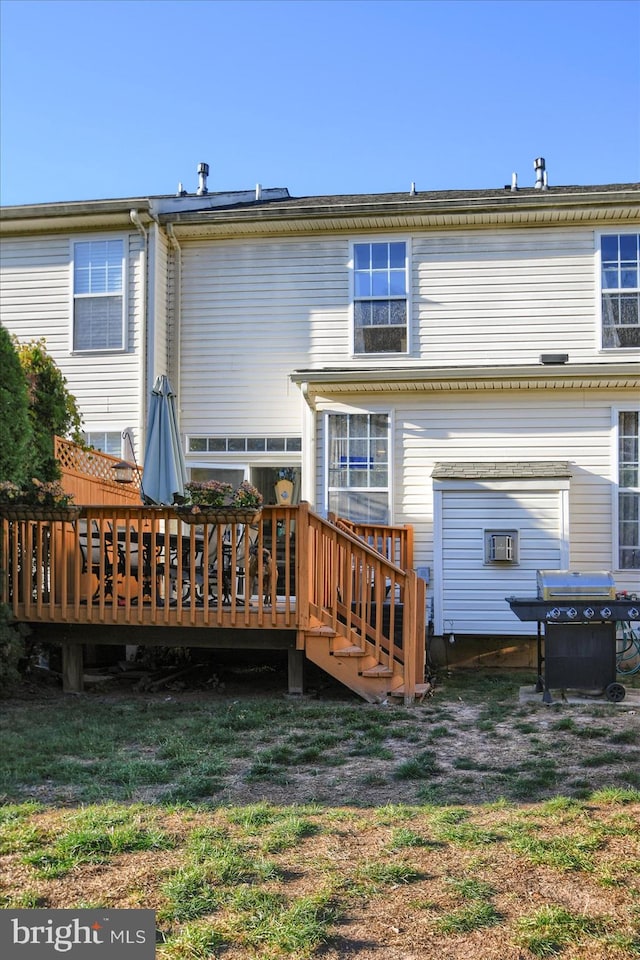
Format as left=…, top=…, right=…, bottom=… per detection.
left=78, top=519, right=115, bottom=600
left=167, top=524, right=212, bottom=605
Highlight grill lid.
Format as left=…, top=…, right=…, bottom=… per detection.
left=536, top=570, right=616, bottom=600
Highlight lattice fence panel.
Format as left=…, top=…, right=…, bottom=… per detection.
left=55, top=437, right=143, bottom=505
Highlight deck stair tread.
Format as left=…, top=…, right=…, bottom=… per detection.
left=332, top=644, right=367, bottom=657
left=361, top=664, right=394, bottom=677
left=388, top=682, right=432, bottom=697
left=305, top=624, right=336, bottom=637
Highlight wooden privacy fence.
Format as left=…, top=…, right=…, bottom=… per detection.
left=55, top=437, right=142, bottom=506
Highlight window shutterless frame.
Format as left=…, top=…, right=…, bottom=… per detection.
left=70, top=236, right=127, bottom=353
left=323, top=408, right=392, bottom=524
left=612, top=406, right=640, bottom=571
left=83, top=430, right=125, bottom=457
left=595, top=229, right=640, bottom=352
left=349, top=238, right=411, bottom=356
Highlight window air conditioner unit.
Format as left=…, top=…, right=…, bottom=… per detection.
left=485, top=530, right=518, bottom=563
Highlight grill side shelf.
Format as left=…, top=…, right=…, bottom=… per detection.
left=506, top=597, right=640, bottom=623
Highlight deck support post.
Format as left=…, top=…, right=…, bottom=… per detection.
left=287, top=648, right=305, bottom=695
left=62, top=643, right=84, bottom=693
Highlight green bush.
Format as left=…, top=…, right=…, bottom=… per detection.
left=15, top=338, right=84, bottom=482
left=0, top=325, right=32, bottom=485
left=0, top=604, right=30, bottom=694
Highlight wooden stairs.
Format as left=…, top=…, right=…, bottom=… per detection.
left=297, top=511, right=429, bottom=703
left=299, top=616, right=429, bottom=704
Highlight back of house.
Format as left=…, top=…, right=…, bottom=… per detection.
left=1, top=163, right=638, bottom=642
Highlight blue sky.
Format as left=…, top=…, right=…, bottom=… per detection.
left=1, top=0, right=639, bottom=205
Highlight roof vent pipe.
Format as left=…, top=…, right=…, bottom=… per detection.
left=534, top=157, right=547, bottom=190
left=196, top=162, right=209, bottom=196
left=255, top=183, right=262, bottom=201
left=410, top=181, right=416, bottom=196
left=511, top=172, right=518, bottom=192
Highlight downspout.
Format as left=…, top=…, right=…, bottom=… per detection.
left=300, top=381, right=317, bottom=508
left=166, top=223, right=182, bottom=410
left=130, top=209, right=148, bottom=462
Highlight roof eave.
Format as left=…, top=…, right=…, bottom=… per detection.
left=291, top=362, right=640, bottom=402
left=0, top=199, right=153, bottom=235
left=165, top=189, right=640, bottom=238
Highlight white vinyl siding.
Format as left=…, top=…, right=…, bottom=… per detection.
left=412, top=227, right=600, bottom=365
left=315, top=388, right=639, bottom=632
left=397, top=393, right=619, bottom=571
left=0, top=232, right=143, bottom=437
left=435, top=486, right=567, bottom=636
left=295, top=226, right=633, bottom=369
left=176, top=227, right=637, bottom=394
left=179, top=238, right=345, bottom=439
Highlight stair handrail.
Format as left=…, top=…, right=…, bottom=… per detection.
left=328, top=513, right=414, bottom=569
left=300, top=505, right=426, bottom=701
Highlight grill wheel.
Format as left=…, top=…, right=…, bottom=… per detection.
left=605, top=682, right=626, bottom=703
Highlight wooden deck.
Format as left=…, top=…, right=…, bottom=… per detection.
left=1, top=502, right=427, bottom=703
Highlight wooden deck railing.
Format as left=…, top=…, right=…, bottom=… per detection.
left=0, top=505, right=298, bottom=630
left=1, top=502, right=426, bottom=702
left=328, top=514, right=414, bottom=569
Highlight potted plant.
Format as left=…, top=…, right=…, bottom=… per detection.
left=175, top=480, right=263, bottom=524
left=274, top=468, right=296, bottom=505
left=0, top=478, right=81, bottom=521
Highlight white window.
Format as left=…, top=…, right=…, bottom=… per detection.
left=83, top=431, right=122, bottom=457
left=618, top=411, right=640, bottom=569
left=352, top=241, right=408, bottom=354
left=326, top=412, right=390, bottom=523
left=73, top=239, right=125, bottom=351
left=600, top=233, right=640, bottom=349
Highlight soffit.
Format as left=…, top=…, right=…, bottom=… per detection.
left=292, top=363, right=640, bottom=403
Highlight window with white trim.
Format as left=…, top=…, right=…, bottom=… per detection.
left=326, top=412, right=390, bottom=523
left=83, top=431, right=122, bottom=456
left=353, top=241, right=407, bottom=354
left=601, top=233, right=640, bottom=349
left=619, top=411, right=640, bottom=569
left=73, top=239, right=125, bottom=351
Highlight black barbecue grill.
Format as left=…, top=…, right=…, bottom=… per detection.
left=507, top=571, right=640, bottom=703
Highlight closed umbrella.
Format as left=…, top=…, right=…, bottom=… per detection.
left=141, top=375, right=187, bottom=505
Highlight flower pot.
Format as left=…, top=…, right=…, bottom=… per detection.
left=173, top=505, right=262, bottom=525
left=0, top=504, right=83, bottom=522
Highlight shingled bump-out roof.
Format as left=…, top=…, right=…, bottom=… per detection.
left=431, top=461, right=573, bottom=479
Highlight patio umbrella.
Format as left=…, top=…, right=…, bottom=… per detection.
left=141, top=375, right=187, bottom=505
